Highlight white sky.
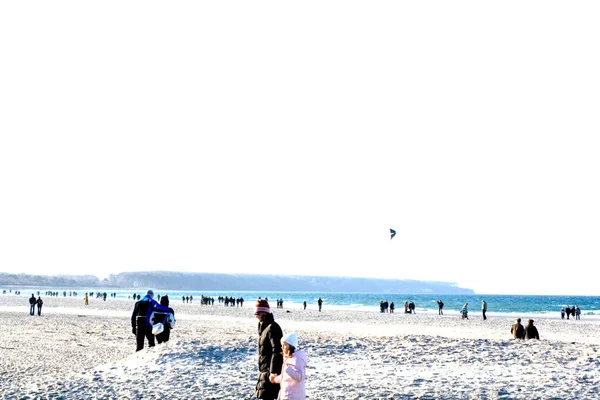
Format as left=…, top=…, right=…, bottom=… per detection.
left=1, top=1, right=599, bottom=296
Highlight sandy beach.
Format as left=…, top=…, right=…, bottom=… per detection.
left=2, top=294, right=600, bottom=399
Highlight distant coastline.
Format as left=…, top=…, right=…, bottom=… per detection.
left=0, top=271, right=473, bottom=294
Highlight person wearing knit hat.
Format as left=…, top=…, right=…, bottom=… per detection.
left=270, top=331, right=308, bottom=400
left=255, top=298, right=271, bottom=315
left=254, top=298, right=283, bottom=399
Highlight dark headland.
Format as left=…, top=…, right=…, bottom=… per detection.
left=0, top=271, right=473, bottom=294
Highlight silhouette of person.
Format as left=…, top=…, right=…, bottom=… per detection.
left=511, top=318, right=525, bottom=339
left=303, top=301, right=307, bottom=310
left=317, top=298, right=323, bottom=312
left=525, top=319, right=540, bottom=340
left=29, top=294, right=36, bottom=316
left=481, top=300, right=487, bottom=320
left=461, top=303, right=469, bottom=319
left=36, top=296, right=43, bottom=316
left=153, top=295, right=175, bottom=344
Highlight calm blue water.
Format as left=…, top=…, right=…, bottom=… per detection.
left=7, top=287, right=600, bottom=317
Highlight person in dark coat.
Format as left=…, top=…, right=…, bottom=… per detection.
left=36, top=296, right=43, bottom=316
left=152, top=295, right=175, bottom=344
left=29, top=294, right=36, bottom=316
left=131, top=290, right=171, bottom=352
left=525, top=319, right=540, bottom=340
left=254, top=299, right=283, bottom=400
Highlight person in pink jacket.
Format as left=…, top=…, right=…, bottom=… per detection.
left=269, top=332, right=308, bottom=400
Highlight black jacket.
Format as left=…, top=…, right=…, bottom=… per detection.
left=131, top=296, right=170, bottom=329
left=525, top=324, right=539, bottom=340
left=255, top=313, right=283, bottom=399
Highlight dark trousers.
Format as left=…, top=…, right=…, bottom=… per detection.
left=30, top=304, right=35, bottom=315
left=156, top=328, right=170, bottom=344
left=37, top=305, right=42, bottom=316
left=482, top=310, right=487, bottom=320
left=136, top=316, right=155, bottom=351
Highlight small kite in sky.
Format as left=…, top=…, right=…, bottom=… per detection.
left=390, top=229, right=396, bottom=240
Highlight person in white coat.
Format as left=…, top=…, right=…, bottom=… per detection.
left=270, top=332, right=308, bottom=400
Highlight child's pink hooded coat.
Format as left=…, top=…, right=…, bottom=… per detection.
left=274, top=349, right=308, bottom=400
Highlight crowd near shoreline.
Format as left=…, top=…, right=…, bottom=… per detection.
left=2, top=289, right=600, bottom=399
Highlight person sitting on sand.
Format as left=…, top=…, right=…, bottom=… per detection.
left=510, top=318, right=525, bottom=339
left=525, top=319, right=540, bottom=340
left=270, top=332, right=308, bottom=400
left=131, top=290, right=171, bottom=352
left=461, top=303, right=469, bottom=320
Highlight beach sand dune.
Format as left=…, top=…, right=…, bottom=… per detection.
left=2, top=295, right=600, bottom=399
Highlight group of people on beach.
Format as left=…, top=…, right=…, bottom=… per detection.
left=510, top=318, right=540, bottom=340
left=28, top=294, right=43, bottom=316
left=561, top=305, right=581, bottom=320
left=129, top=291, right=308, bottom=399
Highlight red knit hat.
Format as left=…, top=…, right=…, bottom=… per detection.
left=255, top=299, right=270, bottom=314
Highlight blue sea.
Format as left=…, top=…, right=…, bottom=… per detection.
left=7, top=287, right=600, bottom=318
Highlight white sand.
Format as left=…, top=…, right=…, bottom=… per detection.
left=2, top=294, right=600, bottom=399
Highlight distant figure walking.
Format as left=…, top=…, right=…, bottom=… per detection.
left=408, top=301, right=415, bottom=314
left=561, top=307, right=565, bottom=320
left=303, top=301, right=307, bottom=311
left=29, top=294, right=36, bottom=315
left=390, top=302, right=395, bottom=313
left=84, top=293, right=89, bottom=306
left=525, top=319, right=540, bottom=340
left=36, top=296, right=43, bottom=316
left=437, top=300, right=444, bottom=315
left=481, top=300, right=487, bottom=320
left=317, top=298, right=323, bottom=312
left=575, top=305, right=581, bottom=320
left=461, top=303, right=469, bottom=320
left=511, top=318, right=525, bottom=339
left=565, top=306, right=571, bottom=320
